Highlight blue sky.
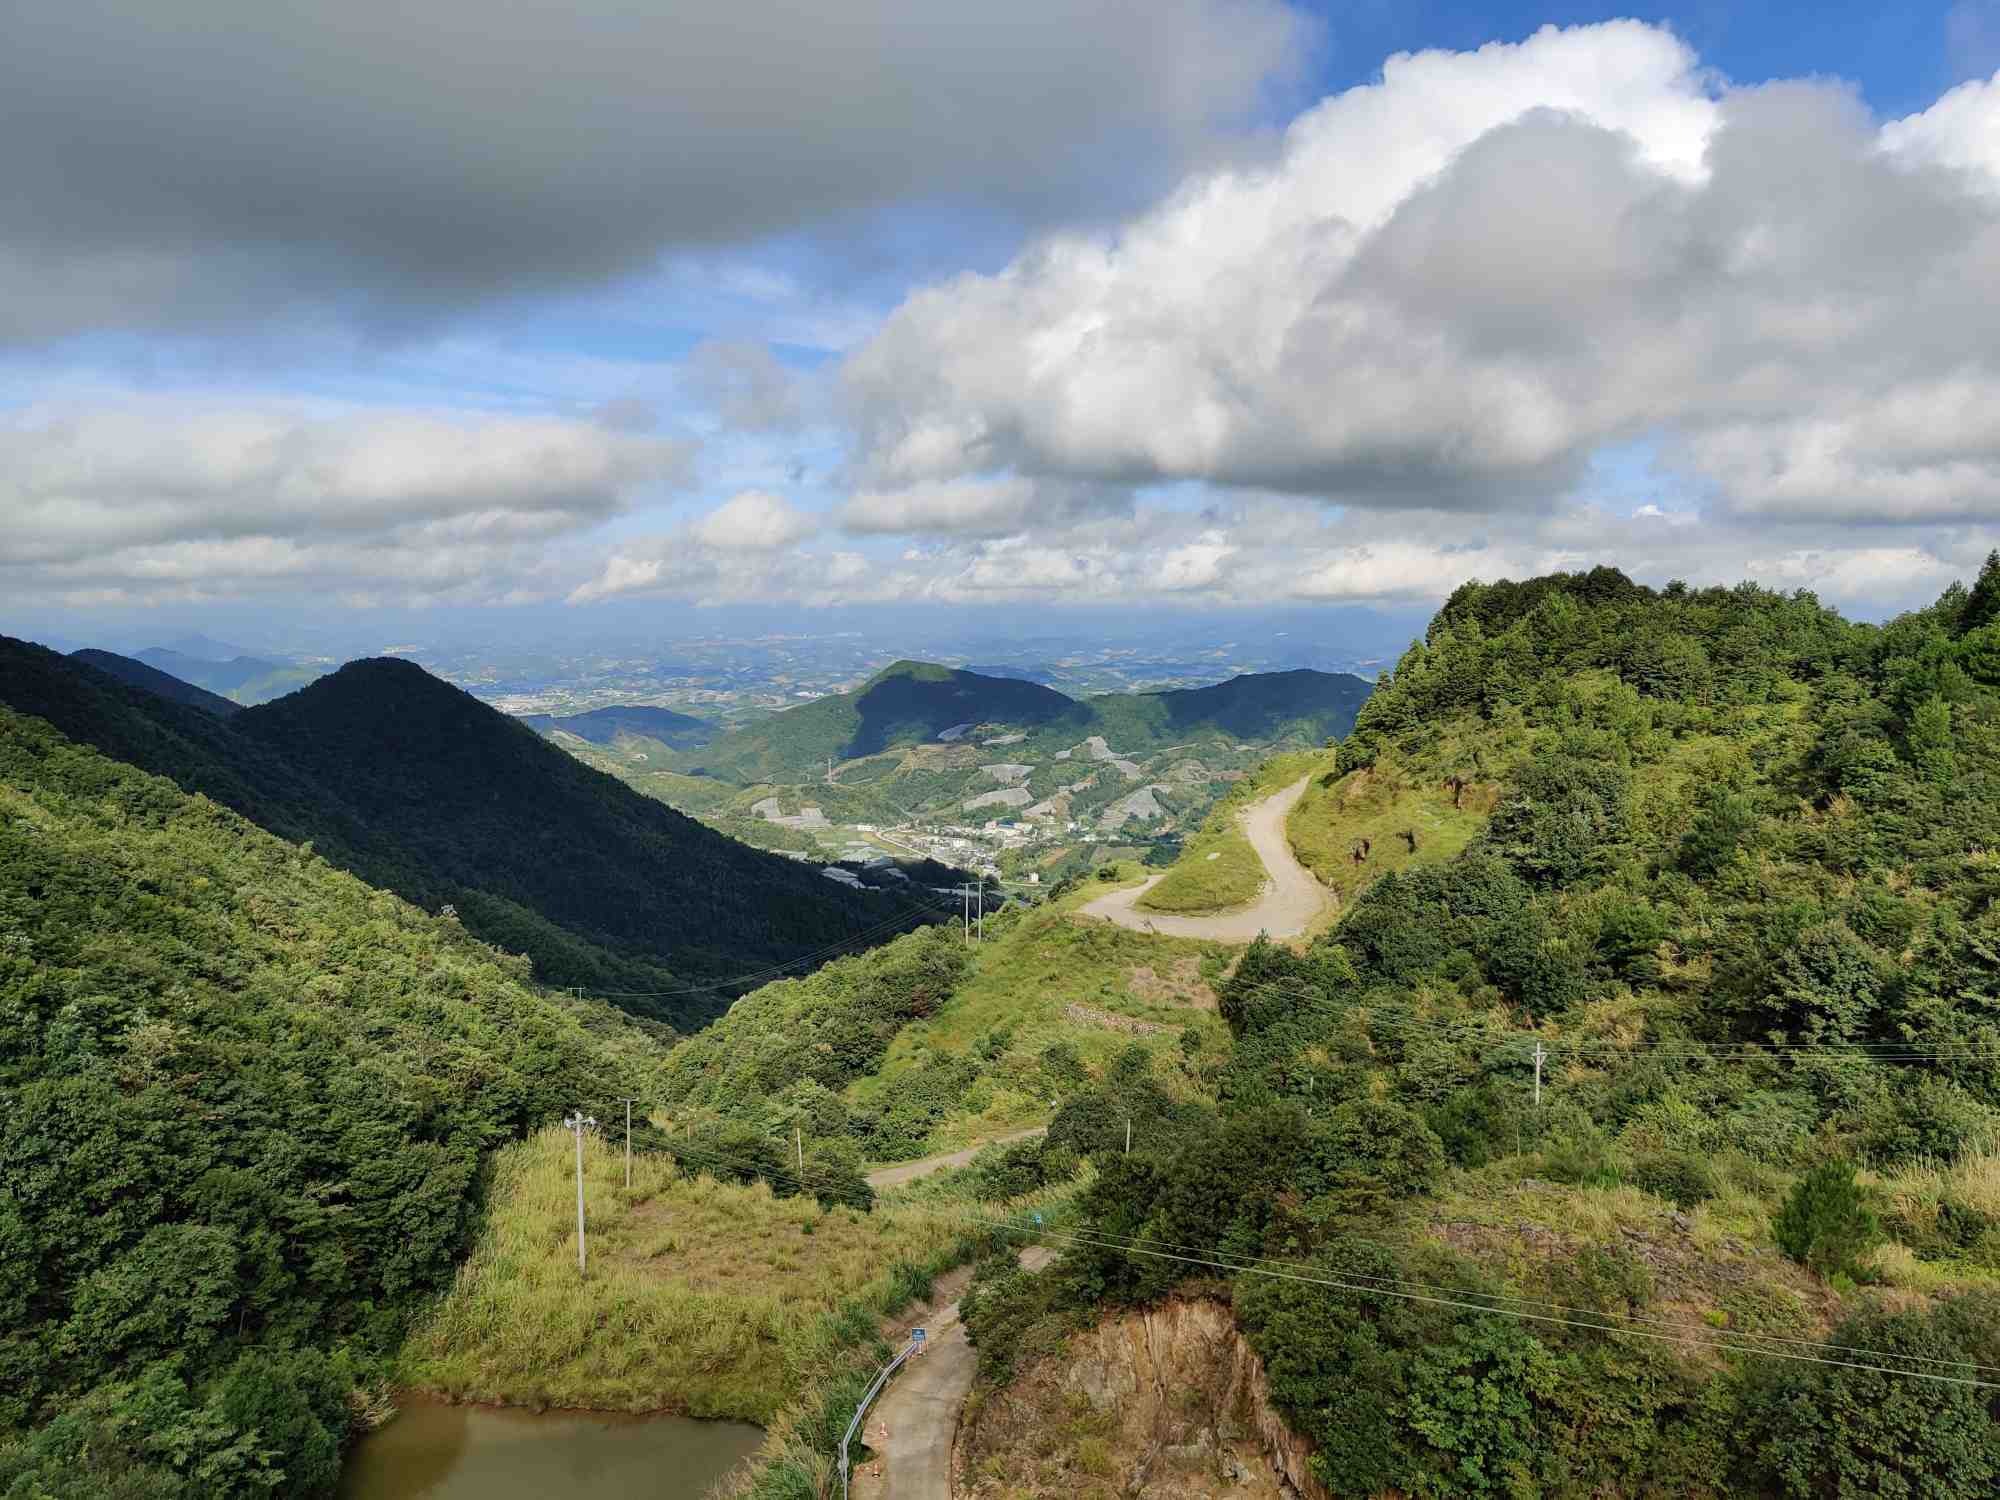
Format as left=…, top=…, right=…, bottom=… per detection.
left=4, top=2, right=1999, bottom=646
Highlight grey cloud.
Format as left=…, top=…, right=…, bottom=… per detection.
left=0, top=0, right=1308, bottom=340
left=840, top=477, right=1132, bottom=537
left=683, top=342, right=809, bottom=433
left=0, top=400, right=688, bottom=577
left=569, top=493, right=1994, bottom=615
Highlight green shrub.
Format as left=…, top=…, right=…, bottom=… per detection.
left=1632, top=1150, right=1720, bottom=1209
left=1537, top=1104, right=1624, bottom=1189
left=1743, top=1296, right=2000, bottom=1499
left=1773, top=1159, right=1881, bottom=1281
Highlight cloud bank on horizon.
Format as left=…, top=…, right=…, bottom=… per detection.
left=3, top=8, right=1999, bottom=621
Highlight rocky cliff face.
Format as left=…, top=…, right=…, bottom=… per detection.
left=957, top=1297, right=1327, bottom=1500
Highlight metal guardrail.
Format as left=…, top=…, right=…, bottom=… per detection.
left=837, top=1336, right=918, bottom=1500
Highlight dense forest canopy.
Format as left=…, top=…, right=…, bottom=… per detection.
left=0, top=639, right=924, bottom=1028
left=966, top=564, right=2000, bottom=1498
left=0, top=707, right=674, bottom=1496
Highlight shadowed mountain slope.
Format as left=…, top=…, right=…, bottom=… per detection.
left=69, top=647, right=243, bottom=717
left=681, top=660, right=1078, bottom=783
left=1081, top=668, right=1372, bottom=747
left=677, top=660, right=1372, bottom=785
left=0, top=639, right=923, bottom=1025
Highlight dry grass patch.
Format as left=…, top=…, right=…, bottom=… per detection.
left=398, top=1125, right=972, bottom=1422
left=1126, top=957, right=1218, bottom=1010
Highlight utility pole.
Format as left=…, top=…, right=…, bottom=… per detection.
left=565, top=1110, right=597, bottom=1273
left=1532, top=1042, right=1546, bottom=1107
left=623, top=1099, right=635, bottom=1189
left=976, top=882, right=984, bottom=945
left=796, top=1124, right=803, bottom=1175
left=1125, top=1119, right=1132, bottom=1156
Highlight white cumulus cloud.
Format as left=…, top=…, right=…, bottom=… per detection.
left=843, top=24, right=2000, bottom=537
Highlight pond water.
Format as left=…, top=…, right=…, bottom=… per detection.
left=337, top=1398, right=764, bottom=1500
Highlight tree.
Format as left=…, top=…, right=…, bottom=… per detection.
left=1908, top=694, right=1956, bottom=786
left=1678, top=785, right=1759, bottom=878
left=1486, top=757, right=1631, bottom=888
left=1955, top=549, right=2000, bottom=636
left=1773, top=1159, right=1880, bottom=1281
left=1746, top=1298, right=2000, bottom=1499
left=1761, top=923, right=1884, bottom=1045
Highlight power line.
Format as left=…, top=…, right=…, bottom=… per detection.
left=1214, top=976, right=1997, bottom=1061
left=639, top=1132, right=2000, bottom=1388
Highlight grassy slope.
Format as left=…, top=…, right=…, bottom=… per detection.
left=1137, top=750, right=1327, bottom=914
left=396, top=1126, right=980, bottom=1421
left=851, top=894, right=1234, bottom=1152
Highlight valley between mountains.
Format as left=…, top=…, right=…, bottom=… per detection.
left=8, top=566, right=2000, bottom=1499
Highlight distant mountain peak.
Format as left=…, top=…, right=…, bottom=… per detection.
left=864, top=659, right=961, bottom=686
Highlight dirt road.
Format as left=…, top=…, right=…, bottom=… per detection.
left=1079, top=775, right=1327, bottom=942
left=851, top=1246, right=1054, bottom=1500
left=865, top=1128, right=1048, bottom=1190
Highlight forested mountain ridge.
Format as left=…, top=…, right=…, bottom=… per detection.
left=68, top=647, right=243, bottom=717
left=954, top=565, right=2000, bottom=1498
left=0, top=639, right=922, bottom=1026
left=673, top=658, right=1372, bottom=786
left=678, top=660, right=1078, bottom=783
left=1082, top=667, right=1373, bottom=748
left=0, top=705, right=675, bottom=1495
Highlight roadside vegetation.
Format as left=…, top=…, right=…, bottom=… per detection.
left=0, top=709, right=672, bottom=1498
left=1136, top=750, right=1328, bottom=914
left=961, top=566, right=2000, bottom=1499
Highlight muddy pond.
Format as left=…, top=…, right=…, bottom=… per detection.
left=338, top=1398, right=763, bottom=1500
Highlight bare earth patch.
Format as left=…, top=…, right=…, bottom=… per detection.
left=1063, top=1002, right=1172, bottom=1037
left=1127, top=957, right=1219, bottom=1010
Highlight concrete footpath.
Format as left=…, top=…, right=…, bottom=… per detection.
left=850, top=1247, right=1054, bottom=1500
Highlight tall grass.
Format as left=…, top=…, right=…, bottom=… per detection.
left=397, top=1126, right=977, bottom=1422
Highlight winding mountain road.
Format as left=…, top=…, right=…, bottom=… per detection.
left=1079, top=774, right=1328, bottom=942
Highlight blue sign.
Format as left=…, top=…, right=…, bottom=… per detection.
left=911, top=1327, right=927, bottom=1346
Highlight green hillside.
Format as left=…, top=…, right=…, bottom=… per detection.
left=69, top=647, right=243, bottom=717
left=0, top=705, right=674, bottom=1496
left=960, top=565, right=2000, bottom=1499
left=676, top=661, right=1373, bottom=789
left=0, top=639, right=924, bottom=1026
left=1079, top=667, right=1372, bottom=749
left=679, top=660, right=1076, bottom=784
